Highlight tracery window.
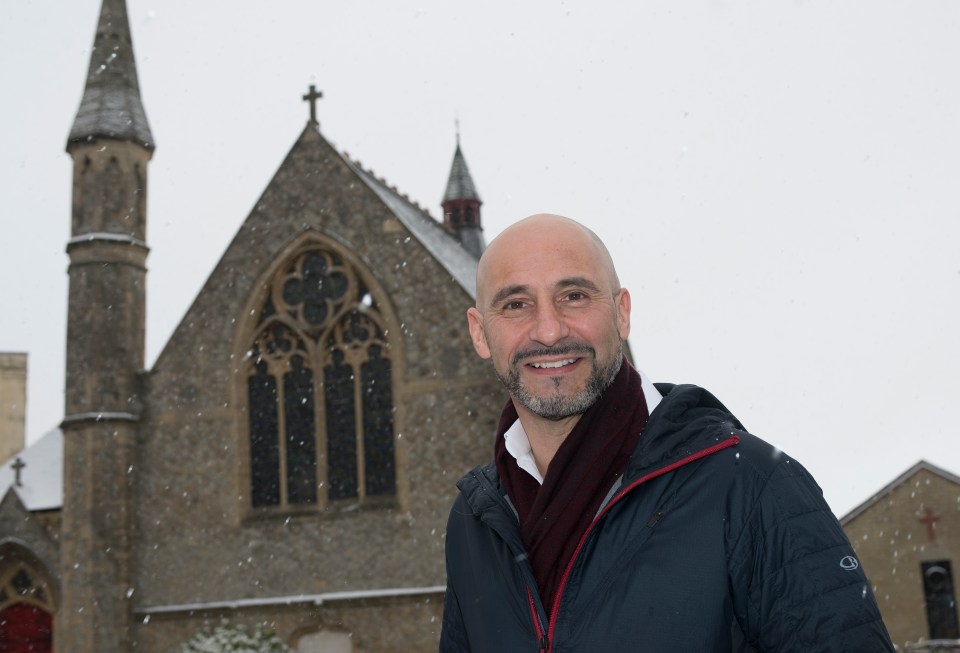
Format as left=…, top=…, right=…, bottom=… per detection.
left=0, top=560, right=54, bottom=653
left=246, top=248, right=396, bottom=511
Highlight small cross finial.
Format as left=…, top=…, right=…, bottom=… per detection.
left=11, top=457, right=25, bottom=487
left=455, top=115, right=460, bottom=147
left=917, top=506, right=942, bottom=542
left=302, top=84, right=323, bottom=125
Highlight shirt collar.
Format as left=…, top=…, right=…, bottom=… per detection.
left=503, top=366, right=662, bottom=485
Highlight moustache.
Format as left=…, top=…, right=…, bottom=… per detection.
left=512, top=343, right=595, bottom=366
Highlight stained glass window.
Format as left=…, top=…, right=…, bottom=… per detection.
left=245, top=247, right=396, bottom=511
left=248, top=360, right=280, bottom=508
left=362, top=345, right=395, bottom=497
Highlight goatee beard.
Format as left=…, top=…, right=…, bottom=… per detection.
left=495, top=342, right=623, bottom=421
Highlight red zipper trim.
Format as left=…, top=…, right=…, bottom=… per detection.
left=544, top=434, right=741, bottom=651
left=526, top=585, right=547, bottom=650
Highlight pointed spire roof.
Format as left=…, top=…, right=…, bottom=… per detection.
left=67, top=0, right=154, bottom=149
left=442, top=144, right=480, bottom=202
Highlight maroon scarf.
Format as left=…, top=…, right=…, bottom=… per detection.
left=494, top=360, right=649, bottom=616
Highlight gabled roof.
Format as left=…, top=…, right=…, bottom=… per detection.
left=0, top=486, right=61, bottom=582
left=67, top=0, right=154, bottom=149
left=442, top=145, right=481, bottom=203
left=0, top=427, right=63, bottom=512
left=345, top=153, right=478, bottom=298
left=840, top=460, right=960, bottom=525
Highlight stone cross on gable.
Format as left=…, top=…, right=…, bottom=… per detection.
left=302, top=84, right=323, bottom=125
left=917, top=506, right=941, bottom=541
left=11, top=457, right=25, bottom=487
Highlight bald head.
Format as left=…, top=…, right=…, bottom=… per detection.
left=475, top=214, right=621, bottom=310
left=466, top=213, right=631, bottom=426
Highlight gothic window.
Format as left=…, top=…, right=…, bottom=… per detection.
left=0, top=560, right=54, bottom=653
left=245, top=248, right=396, bottom=512
left=921, top=560, right=959, bottom=639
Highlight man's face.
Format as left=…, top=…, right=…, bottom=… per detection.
left=467, top=218, right=630, bottom=421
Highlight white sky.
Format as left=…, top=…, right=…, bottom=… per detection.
left=1, top=0, right=958, bottom=517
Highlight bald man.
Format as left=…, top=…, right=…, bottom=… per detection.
left=439, top=215, right=893, bottom=652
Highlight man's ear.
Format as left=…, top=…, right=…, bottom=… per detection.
left=466, top=307, right=491, bottom=359
left=615, top=288, right=631, bottom=341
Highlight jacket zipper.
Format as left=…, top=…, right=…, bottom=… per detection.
left=542, top=434, right=741, bottom=652
left=526, top=586, right=548, bottom=650
left=479, top=468, right=550, bottom=651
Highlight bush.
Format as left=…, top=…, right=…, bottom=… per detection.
left=180, top=623, right=292, bottom=653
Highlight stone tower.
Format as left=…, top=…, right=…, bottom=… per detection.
left=0, top=353, right=27, bottom=465
left=441, top=137, right=485, bottom=258
left=61, top=0, right=153, bottom=649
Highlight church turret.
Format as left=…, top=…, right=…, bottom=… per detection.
left=441, top=136, right=485, bottom=259
left=60, top=0, right=151, bottom=649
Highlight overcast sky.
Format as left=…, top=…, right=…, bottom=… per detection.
left=2, top=0, right=958, bottom=517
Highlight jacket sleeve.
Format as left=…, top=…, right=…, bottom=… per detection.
left=728, top=455, right=896, bottom=652
left=439, top=502, right=471, bottom=653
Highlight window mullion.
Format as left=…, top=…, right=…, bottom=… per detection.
left=352, top=356, right=366, bottom=502
left=275, top=365, right=289, bottom=509
left=313, top=345, right=327, bottom=509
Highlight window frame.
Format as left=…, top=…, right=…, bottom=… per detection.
left=236, top=237, right=405, bottom=519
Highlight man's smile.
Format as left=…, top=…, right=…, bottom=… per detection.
left=529, top=358, right=578, bottom=369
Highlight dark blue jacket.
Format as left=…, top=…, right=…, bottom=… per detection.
left=440, top=384, right=894, bottom=652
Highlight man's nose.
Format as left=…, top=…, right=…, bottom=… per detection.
left=530, top=302, right=569, bottom=345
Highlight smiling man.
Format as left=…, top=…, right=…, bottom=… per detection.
left=439, top=215, right=894, bottom=652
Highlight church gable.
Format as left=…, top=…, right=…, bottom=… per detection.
left=151, top=123, right=481, bottom=396
left=842, top=461, right=960, bottom=647
left=0, top=488, right=59, bottom=650
left=132, top=121, right=501, bottom=637
left=842, top=460, right=960, bottom=526
left=0, top=490, right=59, bottom=584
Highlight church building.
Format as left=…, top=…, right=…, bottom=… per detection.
left=0, top=0, right=503, bottom=650
left=842, top=460, right=960, bottom=650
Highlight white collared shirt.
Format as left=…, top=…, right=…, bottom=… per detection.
left=503, top=367, right=663, bottom=485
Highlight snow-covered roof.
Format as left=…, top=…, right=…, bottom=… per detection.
left=0, top=427, right=63, bottom=512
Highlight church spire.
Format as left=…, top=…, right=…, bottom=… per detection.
left=60, top=1, right=151, bottom=649
left=441, top=131, right=485, bottom=259
left=67, top=0, right=153, bottom=148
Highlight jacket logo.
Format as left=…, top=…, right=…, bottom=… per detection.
left=840, top=556, right=859, bottom=571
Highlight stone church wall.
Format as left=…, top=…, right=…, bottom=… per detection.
left=135, top=595, right=444, bottom=652
left=128, top=127, right=502, bottom=651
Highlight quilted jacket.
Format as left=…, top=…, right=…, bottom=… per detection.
left=440, top=383, right=894, bottom=652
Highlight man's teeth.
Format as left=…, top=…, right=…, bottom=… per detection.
left=531, top=359, right=576, bottom=369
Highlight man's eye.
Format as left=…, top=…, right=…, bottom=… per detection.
left=504, top=301, right=527, bottom=311
left=564, top=291, right=587, bottom=302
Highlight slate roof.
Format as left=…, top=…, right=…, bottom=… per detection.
left=442, top=145, right=481, bottom=203
left=345, top=155, right=479, bottom=299
left=67, top=0, right=154, bottom=149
